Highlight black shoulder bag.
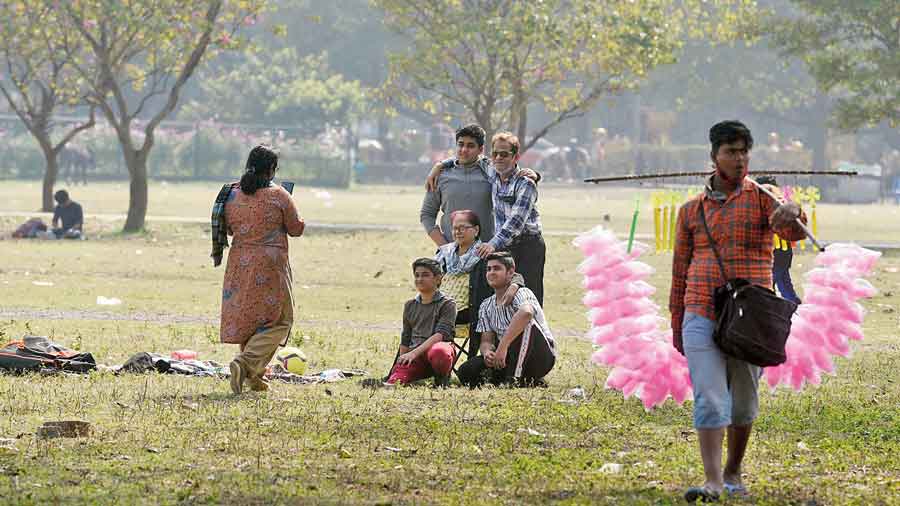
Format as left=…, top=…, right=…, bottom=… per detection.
left=698, top=202, right=797, bottom=367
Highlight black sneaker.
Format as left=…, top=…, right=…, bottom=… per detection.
left=684, top=486, right=720, bottom=503
left=433, top=374, right=450, bottom=388
left=515, top=377, right=549, bottom=388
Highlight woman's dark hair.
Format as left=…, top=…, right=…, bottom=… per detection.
left=709, top=120, right=754, bottom=156
left=455, top=124, right=486, bottom=147
left=449, top=209, right=481, bottom=239
left=53, top=189, right=69, bottom=204
left=239, top=145, right=279, bottom=195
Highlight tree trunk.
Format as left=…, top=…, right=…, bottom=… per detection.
left=507, top=74, right=528, bottom=152
left=808, top=90, right=830, bottom=172
left=474, top=110, right=494, bottom=156
left=515, top=100, right=528, bottom=154
left=37, top=138, right=58, bottom=212
left=632, top=93, right=644, bottom=174
left=42, top=155, right=59, bottom=212
left=377, top=116, right=391, bottom=162
left=123, top=150, right=149, bottom=232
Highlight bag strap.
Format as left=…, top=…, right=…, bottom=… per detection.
left=697, top=200, right=731, bottom=288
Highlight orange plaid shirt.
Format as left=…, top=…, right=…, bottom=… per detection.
left=669, top=177, right=807, bottom=349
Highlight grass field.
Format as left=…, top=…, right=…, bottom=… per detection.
left=0, top=182, right=899, bottom=505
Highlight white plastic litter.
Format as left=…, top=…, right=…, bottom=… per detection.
left=599, top=463, right=624, bottom=474
left=319, top=369, right=345, bottom=382
left=96, top=296, right=122, bottom=305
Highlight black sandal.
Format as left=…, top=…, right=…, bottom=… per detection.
left=684, top=486, right=720, bottom=503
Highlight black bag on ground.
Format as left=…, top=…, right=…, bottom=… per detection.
left=700, top=204, right=797, bottom=367
left=0, top=336, right=96, bottom=373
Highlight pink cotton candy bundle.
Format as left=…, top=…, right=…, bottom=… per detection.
left=583, top=280, right=656, bottom=307
left=576, top=226, right=692, bottom=410
left=598, top=337, right=692, bottom=410
left=764, top=243, right=880, bottom=391
left=573, top=226, right=621, bottom=257
left=805, top=268, right=877, bottom=298
left=814, top=243, right=881, bottom=274
left=589, top=299, right=659, bottom=326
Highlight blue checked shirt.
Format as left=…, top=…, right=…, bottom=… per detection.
left=439, top=158, right=542, bottom=250
left=488, top=165, right=542, bottom=249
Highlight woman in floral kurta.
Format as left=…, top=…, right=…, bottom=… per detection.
left=220, top=145, right=304, bottom=394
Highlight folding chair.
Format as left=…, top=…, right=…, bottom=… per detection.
left=450, top=321, right=471, bottom=377
left=440, top=272, right=475, bottom=378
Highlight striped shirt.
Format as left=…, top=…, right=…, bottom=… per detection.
left=669, top=176, right=807, bottom=343
left=477, top=287, right=556, bottom=356
left=489, top=165, right=542, bottom=250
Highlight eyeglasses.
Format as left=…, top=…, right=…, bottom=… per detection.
left=452, top=224, right=476, bottom=232
left=492, top=150, right=513, bottom=159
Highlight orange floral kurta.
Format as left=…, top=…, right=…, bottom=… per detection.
left=220, top=185, right=304, bottom=345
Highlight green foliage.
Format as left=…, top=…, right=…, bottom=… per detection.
left=0, top=124, right=351, bottom=187
left=375, top=0, right=758, bottom=150
left=769, top=0, right=900, bottom=130
left=0, top=133, right=46, bottom=177
left=259, top=0, right=393, bottom=89
left=641, top=38, right=817, bottom=118
left=0, top=1, right=97, bottom=210
left=0, top=2, right=90, bottom=116
left=183, top=49, right=365, bottom=137
left=57, top=0, right=270, bottom=230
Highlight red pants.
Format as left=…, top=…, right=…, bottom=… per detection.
left=387, top=342, right=455, bottom=384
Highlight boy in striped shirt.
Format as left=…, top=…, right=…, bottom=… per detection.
left=456, top=252, right=556, bottom=387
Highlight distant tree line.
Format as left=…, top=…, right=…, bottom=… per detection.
left=1, top=0, right=896, bottom=230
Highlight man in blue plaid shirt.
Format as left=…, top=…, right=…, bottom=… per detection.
left=473, top=132, right=545, bottom=304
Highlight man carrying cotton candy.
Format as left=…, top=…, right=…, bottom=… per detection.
left=669, top=120, right=808, bottom=502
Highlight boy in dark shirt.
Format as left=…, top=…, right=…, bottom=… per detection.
left=51, top=190, right=84, bottom=239
left=387, top=258, right=458, bottom=387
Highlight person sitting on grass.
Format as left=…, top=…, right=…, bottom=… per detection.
left=50, top=189, right=83, bottom=239
left=456, top=252, right=556, bottom=388
left=386, top=258, right=458, bottom=387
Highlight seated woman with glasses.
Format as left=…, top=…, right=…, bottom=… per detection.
left=435, top=209, right=523, bottom=357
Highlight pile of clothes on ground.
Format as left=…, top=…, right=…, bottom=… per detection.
left=0, top=335, right=365, bottom=384
left=0, top=336, right=96, bottom=373
left=12, top=218, right=83, bottom=240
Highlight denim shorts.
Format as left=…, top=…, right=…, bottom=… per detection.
left=683, top=312, right=762, bottom=429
